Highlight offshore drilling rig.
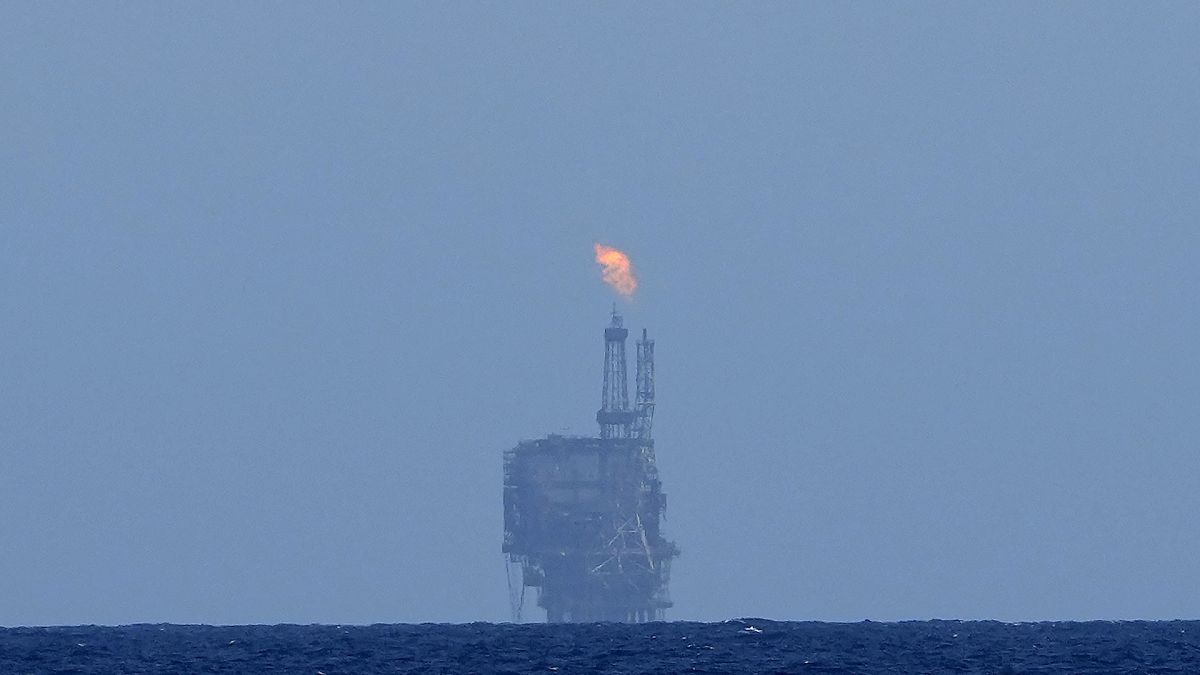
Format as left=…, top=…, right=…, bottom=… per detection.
left=502, top=309, right=678, bottom=622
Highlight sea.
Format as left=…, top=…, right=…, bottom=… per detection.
left=2, top=619, right=1198, bottom=674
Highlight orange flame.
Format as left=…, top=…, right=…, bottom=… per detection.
left=594, top=243, right=637, bottom=297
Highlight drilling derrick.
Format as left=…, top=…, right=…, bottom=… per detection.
left=503, top=310, right=678, bottom=623
left=634, top=328, right=655, bottom=441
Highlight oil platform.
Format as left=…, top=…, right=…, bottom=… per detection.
left=502, top=309, right=678, bottom=623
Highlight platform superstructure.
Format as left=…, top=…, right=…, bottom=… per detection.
left=502, top=310, right=677, bottom=622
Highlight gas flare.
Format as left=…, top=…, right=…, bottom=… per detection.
left=594, top=243, right=637, bottom=297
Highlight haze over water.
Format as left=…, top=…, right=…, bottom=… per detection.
left=2, top=2, right=1198, bottom=627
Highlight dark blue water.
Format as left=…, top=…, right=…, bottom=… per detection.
left=3, top=620, right=1199, bottom=674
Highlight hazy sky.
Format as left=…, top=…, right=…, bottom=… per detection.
left=2, top=3, right=1198, bottom=626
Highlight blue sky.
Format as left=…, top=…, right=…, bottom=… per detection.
left=1, top=2, right=1198, bottom=624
